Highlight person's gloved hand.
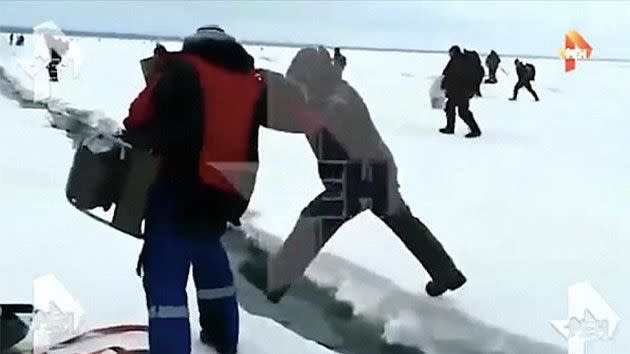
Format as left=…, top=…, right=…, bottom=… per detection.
left=119, top=128, right=156, bottom=152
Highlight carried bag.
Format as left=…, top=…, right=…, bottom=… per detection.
left=66, top=136, right=158, bottom=238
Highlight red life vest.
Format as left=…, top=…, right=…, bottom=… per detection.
left=176, top=53, right=264, bottom=197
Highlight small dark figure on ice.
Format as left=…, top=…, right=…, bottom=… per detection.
left=510, top=59, right=539, bottom=101
left=440, top=45, right=482, bottom=138
left=154, top=42, right=167, bottom=56
left=332, top=47, right=346, bottom=77
left=47, top=48, right=62, bottom=82
left=484, top=50, right=501, bottom=84
left=464, top=49, right=484, bottom=97
left=15, top=35, right=25, bottom=46
left=9, top=33, right=14, bottom=46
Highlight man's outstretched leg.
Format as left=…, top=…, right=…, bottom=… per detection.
left=267, top=192, right=347, bottom=302
left=510, top=82, right=524, bottom=101
left=142, top=185, right=192, bottom=354
left=191, top=235, right=239, bottom=354
left=457, top=99, right=481, bottom=138
left=380, top=192, right=466, bottom=297
left=524, top=82, right=540, bottom=101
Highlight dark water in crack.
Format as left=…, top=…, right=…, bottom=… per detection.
left=0, top=69, right=425, bottom=354
left=0, top=68, right=40, bottom=108
left=224, top=229, right=426, bottom=354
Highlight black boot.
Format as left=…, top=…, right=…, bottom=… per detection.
left=426, top=269, right=467, bottom=297
left=201, top=330, right=237, bottom=354
left=266, top=285, right=290, bottom=304
left=465, top=130, right=481, bottom=138
left=380, top=199, right=465, bottom=298
left=463, top=112, right=481, bottom=138
left=439, top=127, right=454, bottom=134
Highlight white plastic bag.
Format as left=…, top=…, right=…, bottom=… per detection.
left=429, top=75, right=446, bottom=110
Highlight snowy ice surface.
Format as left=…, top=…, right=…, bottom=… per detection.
left=1, top=34, right=629, bottom=354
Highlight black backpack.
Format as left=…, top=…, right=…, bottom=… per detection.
left=464, top=50, right=481, bottom=67
left=526, top=63, right=536, bottom=81
left=463, top=50, right=484, bottom=86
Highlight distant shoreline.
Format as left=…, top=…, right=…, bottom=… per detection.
left=2, top=25, right=629, bottom=63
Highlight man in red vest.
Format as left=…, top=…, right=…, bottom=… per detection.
left=122, top=25, right=265, bottom=354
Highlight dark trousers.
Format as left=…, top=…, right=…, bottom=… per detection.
left=512, top=81, right=539, bottom=100
left=267, top=163, right=458, bottom=296
left=444, top=97, right=481, bottom=133
left=488, top=67, right=498, bottom=81
left=47, top=59, right=61, bottom=82
left=475, top=76, right=483, bottom=96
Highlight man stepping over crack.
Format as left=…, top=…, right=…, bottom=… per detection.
left=262, top=46, right=467, bottom=303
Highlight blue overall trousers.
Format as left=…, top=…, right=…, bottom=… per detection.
left=141, top=181, right=239, bottom=354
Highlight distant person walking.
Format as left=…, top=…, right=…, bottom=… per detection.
left=9, top=33, right=14, bottom=46
left=510, top=59, right=539, bottom=101
left=154, top=42, right=167, bottom=56
left=332, top=47, right=347, bottom=78
left=47, top=48, right=62, bottom=82
left=484, top=50, right=501, bottom=84
left=440, top=45, right=482, bottom=138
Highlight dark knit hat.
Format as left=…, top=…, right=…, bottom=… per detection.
left=183, top=25, right=235, bottom=46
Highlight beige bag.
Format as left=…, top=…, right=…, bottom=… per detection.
left=140, top=56, right=155, bottom=84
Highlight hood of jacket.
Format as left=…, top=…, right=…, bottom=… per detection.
left=181, top=31, right=254, bottom=73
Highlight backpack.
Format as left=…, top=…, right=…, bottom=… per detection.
left=464, top=50, right=481, bottom=68
left=526, top=63, right=536, bottom=81
left=463, top=50, right=484, bottom=87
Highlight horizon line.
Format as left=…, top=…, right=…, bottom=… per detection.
left=2, top=25, right=629, bottom=63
